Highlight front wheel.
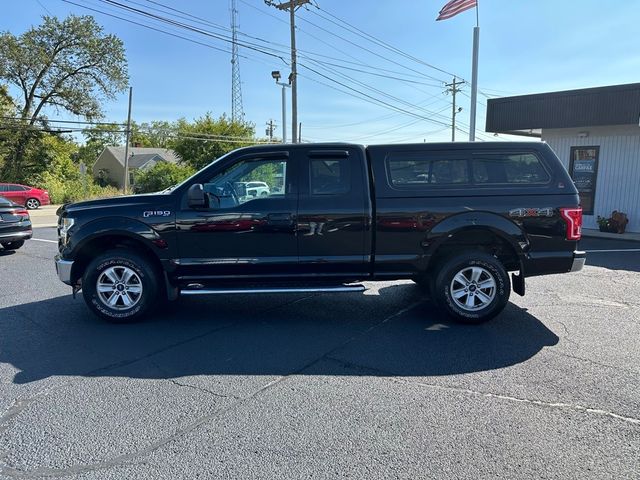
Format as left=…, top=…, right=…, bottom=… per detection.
left=82, top=250, right=160, bottom=323
left=433, top=252, right=510, bottom=324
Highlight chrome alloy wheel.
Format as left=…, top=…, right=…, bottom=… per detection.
left=26, top=198, right=39, bottom=209
left=450, top=266, right=497, bottom=311
left=96, top=266, right=143, bottom=310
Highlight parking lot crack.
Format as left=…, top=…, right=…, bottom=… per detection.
left=390, top=378, right=640, bottom=426
left=546, top=349, right=640, bottom=377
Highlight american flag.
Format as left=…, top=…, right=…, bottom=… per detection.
left=436, top=0, right=477, bottom=20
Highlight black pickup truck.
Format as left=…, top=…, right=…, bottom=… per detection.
left=55, top=142, right=585, bottom=323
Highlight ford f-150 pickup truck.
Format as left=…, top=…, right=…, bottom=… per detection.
left=55, top=142, right=585, bottom=323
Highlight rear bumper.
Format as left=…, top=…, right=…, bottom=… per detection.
left=571, top=250, right=586, bottom=272
left=0, top=229, right=32, bottom=243
left=55, top=255, right=74, bottom=285
left=523, top=250, right=586, bottom=277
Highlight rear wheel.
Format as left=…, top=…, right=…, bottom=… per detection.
left=25, top=198, right=40, bottom=210
left=1, top=240, right=25, bottom=251
left=82, top=250, right=160, bottom=323
left=433, top=252, right=510, bottom=324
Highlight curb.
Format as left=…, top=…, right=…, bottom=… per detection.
left=582, top=229, right=640, bottom=242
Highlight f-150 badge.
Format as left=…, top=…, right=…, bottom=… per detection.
left=509, top=207, right=554, bottom=218
left=143, top=210, right=171, bottom=218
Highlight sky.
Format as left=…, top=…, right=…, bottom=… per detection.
left=2, top=0, right=640, bottom=144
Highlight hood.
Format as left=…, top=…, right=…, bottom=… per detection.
left=60, top=192, right=171, bottom=214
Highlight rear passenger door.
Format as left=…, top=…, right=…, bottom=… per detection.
left=3, top=185, right=26, bottom=205
left=297, top=147, right=371, bottom=277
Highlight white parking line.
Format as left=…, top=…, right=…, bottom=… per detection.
left=31, top=238, right=57, bottom=244
left=585, top=249, right=640, bottom=253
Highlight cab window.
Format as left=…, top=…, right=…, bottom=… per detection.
left=203, top=158, right=288, bottom=209
left=309, top=158, right=351, bottom=195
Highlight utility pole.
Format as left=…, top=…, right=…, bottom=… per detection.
left=265, top=0, right=310, bottom=144
left=445, top=77, right=464, bottom=142
left=266, top=119, right=276, bottom=142
left=123, top=86, right=133, bottom=193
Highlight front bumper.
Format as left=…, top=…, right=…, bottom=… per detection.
left=571, top=250, right=586, bottom=272
left=0, top=229, right=32, bottom=243
left=55, top=255, right=74, bottom=285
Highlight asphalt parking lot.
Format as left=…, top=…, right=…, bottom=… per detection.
left=0, top=227, right=639, bottom=479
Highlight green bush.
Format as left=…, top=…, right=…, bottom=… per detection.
left=133, top=161, right=195, bottom=194
left=38, top=172, right=122, bottom=203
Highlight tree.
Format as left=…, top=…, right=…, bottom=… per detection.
left=133, top=161, right=195, bottom=193
left=131, top=120, right=175, bottom=148
left=0, top=15, right=128, bottom=181
left=0, top=85, right=17, bottom=171
left=172, top=113, right=255, bottom=170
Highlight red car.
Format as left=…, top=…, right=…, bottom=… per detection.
left=0, top=183, right=50, bottom=209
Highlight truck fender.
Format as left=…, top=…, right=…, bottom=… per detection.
left=69, top=216, right=164, bottom=258
left=424, top=211, right=530, bottom=263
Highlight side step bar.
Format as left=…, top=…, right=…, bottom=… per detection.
left=180, top=284, right=366, bottom=296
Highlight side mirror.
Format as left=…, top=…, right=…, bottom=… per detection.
left=187, top=183, right=206, bottom=208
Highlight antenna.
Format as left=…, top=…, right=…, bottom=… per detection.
left=230, top=0, right=244, bottom=122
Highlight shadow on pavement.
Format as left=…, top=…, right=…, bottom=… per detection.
left=0, top=284, right=558, bottom=384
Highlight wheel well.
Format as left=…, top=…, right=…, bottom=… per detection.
left=428, top=229, right=521, bottom=273
left=71, top=235, right=162, bottom=283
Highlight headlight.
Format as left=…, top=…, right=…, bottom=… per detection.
left=59, top=217, right=75, bottom=243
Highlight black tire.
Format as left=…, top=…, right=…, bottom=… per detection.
left=432, top=252, right=510, bottom=324
left=1, top=240, right=25, bottom=251
left=82, top=249, right=160, bottom=323
left=25, top=198, right=40, bottom=210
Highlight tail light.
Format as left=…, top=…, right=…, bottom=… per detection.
left=15, top=209, right=29, bottom=220
left=560, top=207, right=582, bottom=241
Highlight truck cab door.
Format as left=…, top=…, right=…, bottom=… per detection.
left=296, top=147, right=371, bottom=277
left=175, top=151, right=298, bottom=280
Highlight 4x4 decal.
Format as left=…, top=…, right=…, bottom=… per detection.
left=509, top=207, right=554, bottom=218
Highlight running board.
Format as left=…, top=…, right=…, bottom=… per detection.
left=180, top=284, right=366, bottom=296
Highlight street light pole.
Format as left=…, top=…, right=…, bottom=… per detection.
left=279, top=82, right=288, bottom=143
left=272, top=70, right=290, bottom=143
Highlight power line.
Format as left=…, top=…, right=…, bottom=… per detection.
left=308, top=5, right=458, bottom=81
left=63, top=0, right=491, bottom=138
left=295, top=13, right=447, bottom=84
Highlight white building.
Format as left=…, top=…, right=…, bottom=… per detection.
left=486, top=83, right=640, bottom=233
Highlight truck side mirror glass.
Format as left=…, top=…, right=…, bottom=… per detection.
left=187, top=183, right=206, bottom=208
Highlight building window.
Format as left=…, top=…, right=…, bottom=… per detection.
left=569, top=146, right=599, bottom=215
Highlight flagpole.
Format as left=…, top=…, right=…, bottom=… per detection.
left=468, top=3, right=480, bottom=141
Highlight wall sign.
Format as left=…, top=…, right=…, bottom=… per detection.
left=569, top=146, right=599, bottom=215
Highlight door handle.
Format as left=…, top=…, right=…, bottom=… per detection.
left=267, top=213, right=294, bottom=226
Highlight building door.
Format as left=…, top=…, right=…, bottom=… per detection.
left=569, top=146, right=599, bottom=215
